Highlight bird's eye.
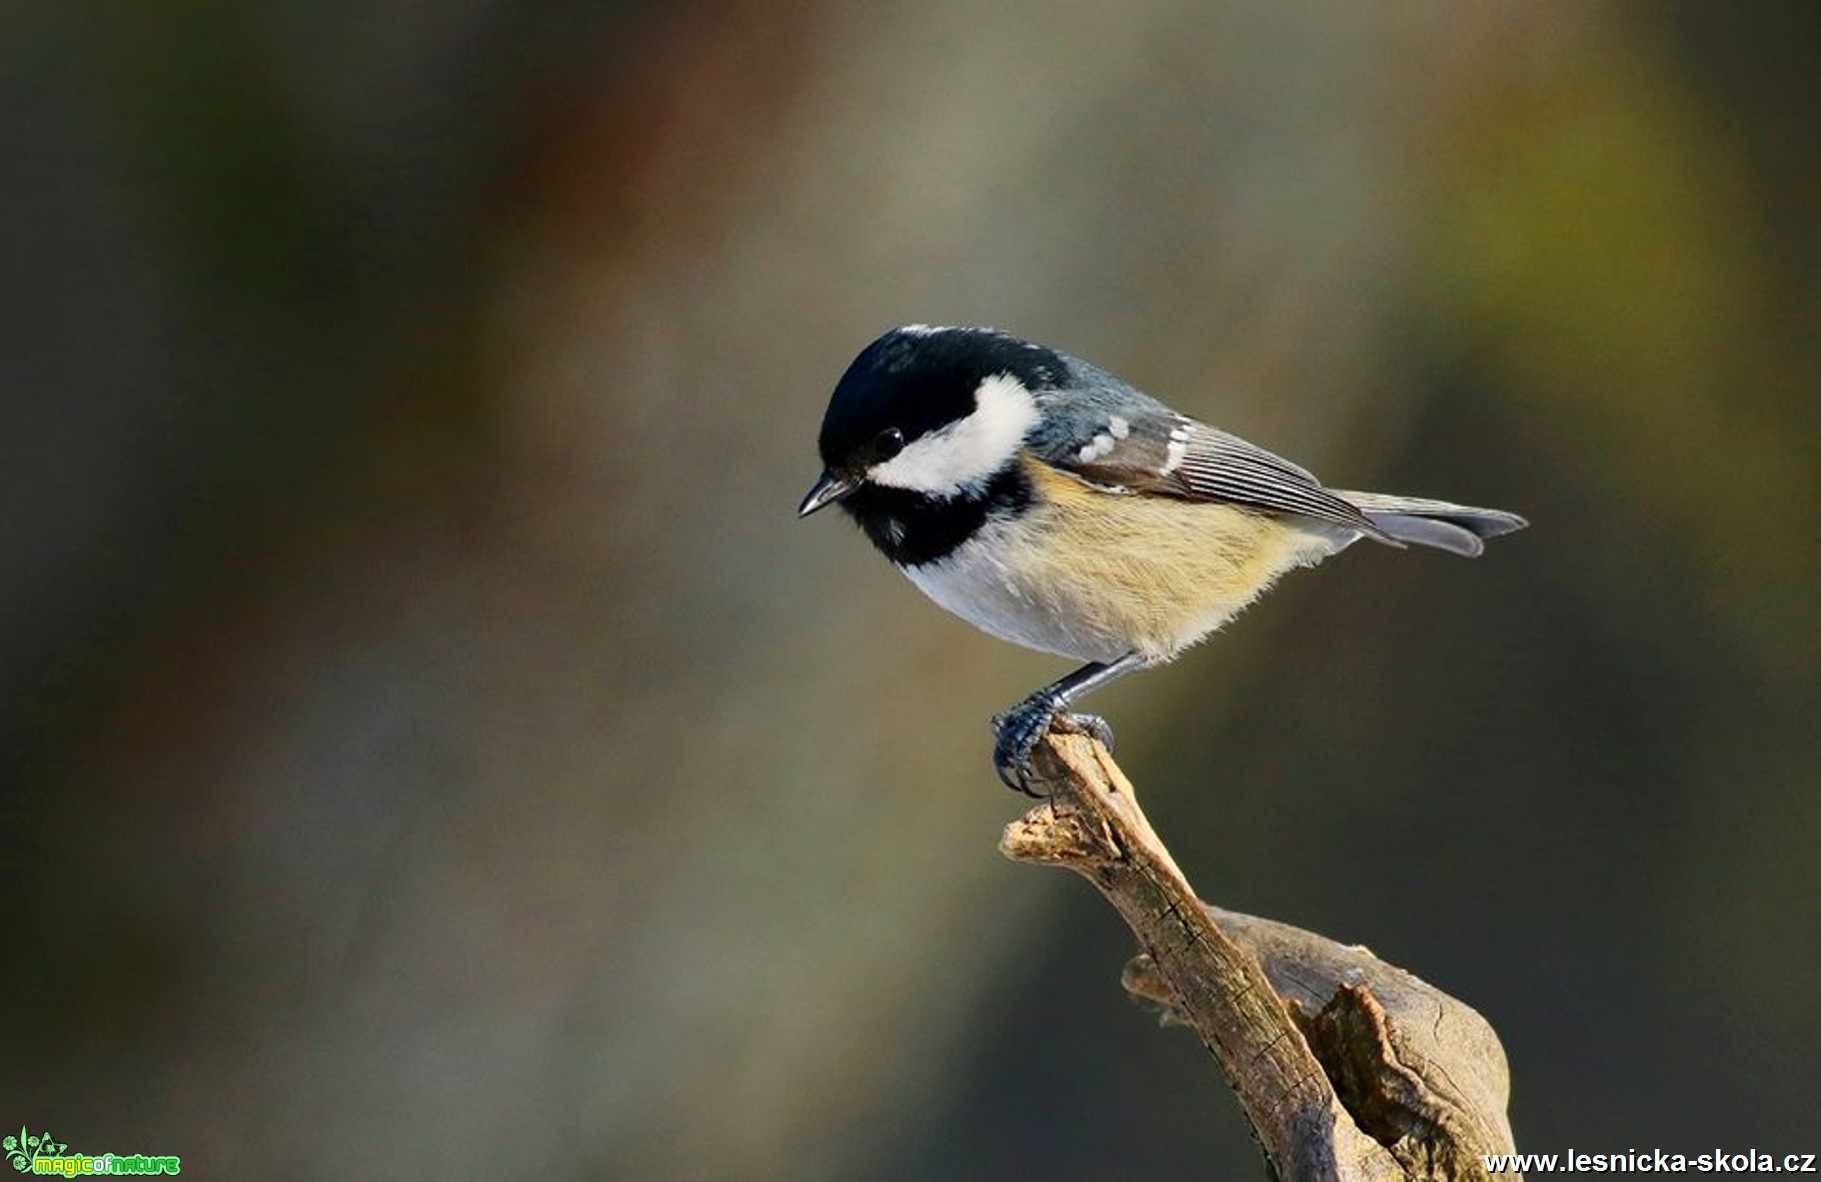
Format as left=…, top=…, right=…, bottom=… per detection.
left=875, top=428, right=905, bottom=460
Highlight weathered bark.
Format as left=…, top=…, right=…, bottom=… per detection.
left=1000, top=725, right=1520, bottom=1181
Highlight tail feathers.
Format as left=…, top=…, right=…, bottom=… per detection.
left=1335, top=491, right=1528, bottom=558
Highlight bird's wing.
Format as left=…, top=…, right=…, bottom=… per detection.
left=1033, top=406, right=1394, bottom=542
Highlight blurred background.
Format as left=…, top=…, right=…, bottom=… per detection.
left=4, top=2, right=1817, bottom=1177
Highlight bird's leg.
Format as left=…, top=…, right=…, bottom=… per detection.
left=991, top=652, right=1145, bottom=794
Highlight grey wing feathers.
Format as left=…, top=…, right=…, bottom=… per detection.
left=1334, top=491, right=1529, bottom=558
left=1039, top=406, right=1397, bottom=543
left=1029, top=379, right=1526, bottom=556
left=1171, top=424, right=1396, bottom=541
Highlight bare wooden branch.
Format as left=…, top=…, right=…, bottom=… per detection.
left=1000, top=725, right=1519, bottom=1182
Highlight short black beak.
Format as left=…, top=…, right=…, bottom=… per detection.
left=797, top=470, right=860, bottom=517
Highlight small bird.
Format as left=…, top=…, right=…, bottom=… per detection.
left=799, top=325, right=1526, bottom=791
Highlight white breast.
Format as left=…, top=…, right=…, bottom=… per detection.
left=899, top=521, right=1135, bottom=664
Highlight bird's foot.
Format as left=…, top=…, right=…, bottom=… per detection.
left=990, top=694, right=1116, bottom=795
left=1059, top=711, right=1116, bottom=751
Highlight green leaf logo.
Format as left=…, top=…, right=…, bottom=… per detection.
left=6, top=1127, right=65, bottom=1172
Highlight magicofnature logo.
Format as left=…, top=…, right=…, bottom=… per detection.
left=4, top=1127, right=179, bottom=1176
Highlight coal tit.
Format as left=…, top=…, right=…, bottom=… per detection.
left=799, top=325, right=1526, bottom=792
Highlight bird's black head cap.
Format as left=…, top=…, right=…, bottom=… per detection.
left=816, top=326, right=1068, bottom=471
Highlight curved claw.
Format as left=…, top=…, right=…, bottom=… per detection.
left=1062, top=712, right=1116, bottom=753
left=990, top=698, right=1122, bottom=794
left=990, top=691, right=1064, bottom=795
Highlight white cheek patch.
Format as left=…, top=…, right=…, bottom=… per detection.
left=868, top=373, right=1039, bottom=497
